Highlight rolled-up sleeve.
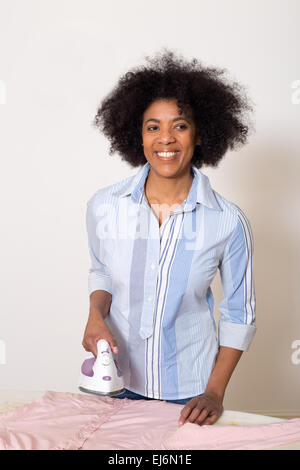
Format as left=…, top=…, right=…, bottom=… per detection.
left=217, top=211, right=256, bottom=351
left=86, top=198, right=112, bottom=296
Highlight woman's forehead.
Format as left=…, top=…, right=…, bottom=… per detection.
left=143, top=99, right=194, bottom=120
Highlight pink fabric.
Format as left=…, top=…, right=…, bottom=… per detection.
left=0, top=391, right=300, bottom=450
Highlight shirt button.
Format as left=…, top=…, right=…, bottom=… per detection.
left=148, top=296, right=153, bottom=302
left=151, top=263, right=155, bottom=270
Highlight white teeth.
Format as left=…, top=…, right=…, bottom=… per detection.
left=156, top=151, right=178, bottom=157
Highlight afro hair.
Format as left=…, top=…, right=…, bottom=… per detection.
left=93, top=47, right=255, bottom=169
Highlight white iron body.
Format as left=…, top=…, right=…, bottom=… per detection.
left=79, top=339, right=125, bottom=397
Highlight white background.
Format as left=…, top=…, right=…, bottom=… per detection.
left=0, top=0, right=299, bottom=416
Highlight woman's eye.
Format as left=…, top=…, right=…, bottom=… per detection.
left=147, top=124, right=187, bottom=131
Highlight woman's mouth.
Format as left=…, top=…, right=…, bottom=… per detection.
left=155, top=151, right=181, bottom=161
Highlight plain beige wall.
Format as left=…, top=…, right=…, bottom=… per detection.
left=0, top=0, right=299, bottom=416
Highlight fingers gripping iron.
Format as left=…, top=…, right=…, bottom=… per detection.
left=79, top=339, right=125, bottom=397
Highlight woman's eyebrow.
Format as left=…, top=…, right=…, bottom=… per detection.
left=145, top=117, right=191, bottom=124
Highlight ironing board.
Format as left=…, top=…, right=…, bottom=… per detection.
left=0, top=389, right=300, bottom=450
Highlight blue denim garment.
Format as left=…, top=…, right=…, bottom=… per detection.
left=113, top=388, right=196, bottom=405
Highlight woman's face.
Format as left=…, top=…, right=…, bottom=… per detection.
left=141, top=98, right=200, bottom=177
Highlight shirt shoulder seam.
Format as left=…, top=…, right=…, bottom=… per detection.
left=87, top=174, right=134, bottom=207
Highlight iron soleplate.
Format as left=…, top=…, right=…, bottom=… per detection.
left=79, top=386, right=126, bottom=397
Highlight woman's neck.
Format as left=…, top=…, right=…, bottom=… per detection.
left=144, top=165, right=194, bottom=205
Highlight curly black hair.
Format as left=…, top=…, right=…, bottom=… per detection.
left=93, top=47, right=255, bottom=169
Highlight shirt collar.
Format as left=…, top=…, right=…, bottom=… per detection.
left=118, top=161, right=222, bottom=212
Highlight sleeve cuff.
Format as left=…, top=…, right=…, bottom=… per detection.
left=88, top=272, right=112, bottom=296
left=218, top=320, right=257, bottom=351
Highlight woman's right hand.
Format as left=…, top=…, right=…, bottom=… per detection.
left=82, top=314, right=118, bottom=357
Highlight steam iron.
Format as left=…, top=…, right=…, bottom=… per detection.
left=79, top=339, right=125, bottom=397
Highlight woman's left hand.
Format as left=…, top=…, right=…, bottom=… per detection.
left=178, top=391, right=223, bottom=427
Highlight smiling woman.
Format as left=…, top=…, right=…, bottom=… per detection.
left=83, top=47, right=257, bottom=427
left=141, top=98, right=200, bottom=219
left=93, top=47, right=254, bottom=170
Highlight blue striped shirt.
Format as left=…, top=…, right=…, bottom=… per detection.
left=86, top=162, right=256, bottom=400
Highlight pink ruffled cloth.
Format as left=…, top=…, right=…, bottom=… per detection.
left=0, top=391, right=300, bottom=450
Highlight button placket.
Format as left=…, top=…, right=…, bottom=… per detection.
left=139, top=204, right=160, bottom=340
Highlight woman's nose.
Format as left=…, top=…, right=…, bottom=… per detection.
left=157, top=131, right=176, bottom=142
